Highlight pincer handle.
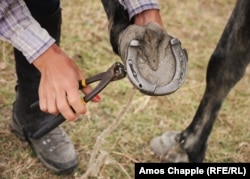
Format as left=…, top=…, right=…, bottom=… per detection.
left=30, top=87, right=96, bottom=139
left=30, top=62, right=126, bottom=139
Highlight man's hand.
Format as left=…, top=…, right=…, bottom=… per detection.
left=33, top=44, right=101, bottom=121
left=133, top=9, right=163, bottom=27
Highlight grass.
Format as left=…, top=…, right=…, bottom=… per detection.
left=0, top=0, right=249, bottom=178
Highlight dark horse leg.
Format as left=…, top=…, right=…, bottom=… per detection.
left=101, top=0, right=131, bottom=55
left=150, top=0, right=250, bottom=162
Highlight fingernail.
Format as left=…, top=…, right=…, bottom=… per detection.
left=95, top=95, right=101, bottom=100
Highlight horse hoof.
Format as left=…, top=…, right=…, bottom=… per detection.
left=150, top=131, right=189, bottom=162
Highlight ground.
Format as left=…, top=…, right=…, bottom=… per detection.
left=0, top=0, right=249, bottom=178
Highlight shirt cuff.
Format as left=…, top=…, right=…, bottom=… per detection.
left=120, top=0, right=160, bottom=20
left=10, top=20, right=55, bottom=64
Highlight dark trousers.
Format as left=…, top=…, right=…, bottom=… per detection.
left=24, top=0, right=60, bottom=17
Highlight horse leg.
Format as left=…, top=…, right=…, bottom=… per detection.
left=150, top=0, right=250, bottom=162
left=100, top=0, right=131, bottom=55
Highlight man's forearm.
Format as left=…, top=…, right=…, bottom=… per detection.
left=0, top=0, right=55, bottom=63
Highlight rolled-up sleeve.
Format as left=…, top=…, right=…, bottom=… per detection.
left=0, top=0, right=55, bottom=63
left=119, top=0, right=160, bottom=20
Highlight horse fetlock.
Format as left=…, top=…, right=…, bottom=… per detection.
left=150, top=131, right=190, bottom=162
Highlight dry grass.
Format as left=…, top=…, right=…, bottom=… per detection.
left=0, top=0, right=249, bottom=178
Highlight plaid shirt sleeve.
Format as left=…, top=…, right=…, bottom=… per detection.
left=0, top=0, right=55, bottom=63
left=119, top=0, right=160, bottom=20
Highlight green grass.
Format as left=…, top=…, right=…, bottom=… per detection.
left=0, top=0, right=250, bottom=178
